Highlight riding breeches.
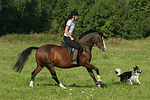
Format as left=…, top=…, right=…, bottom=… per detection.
left=63, top=36, right=79, bottom=50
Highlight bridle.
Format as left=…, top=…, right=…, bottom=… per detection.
left=95, top=34, right=104, bottom=50
left=80, top=34, right=104, bottom=49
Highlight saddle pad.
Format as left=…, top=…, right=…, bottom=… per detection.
left=61, top=41, right=83, bottom=56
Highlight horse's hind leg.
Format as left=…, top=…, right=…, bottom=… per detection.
left=46, top=64, right=66, bottom=89
left=29, top=64, right=43, bottom=87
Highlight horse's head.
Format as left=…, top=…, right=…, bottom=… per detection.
left=94, top=32, right=106, bottom=52
left=79, top=30, right=106, bottom=52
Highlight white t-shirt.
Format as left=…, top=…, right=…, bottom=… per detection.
left=64, top=19, right=75, bottom=37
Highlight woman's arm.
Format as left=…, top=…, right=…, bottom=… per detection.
left=65, top=26, right=74, bottom=40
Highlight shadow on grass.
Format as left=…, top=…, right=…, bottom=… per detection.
left=37, top=83, right=107, bottom=88
left=112, top=81, right=141, bottom=86
left=113, top=82, right=122, bottom=85
left=37, top=83, right=58, bottom=87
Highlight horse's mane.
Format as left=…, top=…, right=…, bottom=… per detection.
left=79, top=30, right=97, bottom=39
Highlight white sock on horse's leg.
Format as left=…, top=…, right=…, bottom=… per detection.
left=97, top=75, right=101, bottom=82
left=29, top=80, right=34, bottom=87
left=59, top=83, right=66, bottom=89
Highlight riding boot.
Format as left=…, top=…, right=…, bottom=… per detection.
left=71, top=49, right=78, bottom=65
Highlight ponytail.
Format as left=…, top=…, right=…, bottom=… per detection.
left=66, top=14, right=72, bottom=22
left=64, top=14, right=72, bottom=29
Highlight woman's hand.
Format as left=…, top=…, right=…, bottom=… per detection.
left=70, top=37, right=74, bottom=40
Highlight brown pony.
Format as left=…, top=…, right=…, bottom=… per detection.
left=13, top=30, right=106, bottom=88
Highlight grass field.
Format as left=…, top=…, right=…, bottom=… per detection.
left=0, top=34, right=150, bottom=100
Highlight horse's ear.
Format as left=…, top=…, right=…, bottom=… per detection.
left=98, top=29, right=101, bottom=33
left=98, top=29, right=103, bottom=37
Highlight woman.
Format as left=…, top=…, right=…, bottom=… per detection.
left=64, top=10, right=79, bottom=65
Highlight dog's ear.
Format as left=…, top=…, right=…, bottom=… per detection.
left=136, top=66, right=138, bottom=68
left=134, top=66, right=138, bottom=69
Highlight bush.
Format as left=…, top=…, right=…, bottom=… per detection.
left=1, top=0, right=150, bottom=39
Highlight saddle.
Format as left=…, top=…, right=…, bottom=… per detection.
left=61, top=39, right=83, bottom=56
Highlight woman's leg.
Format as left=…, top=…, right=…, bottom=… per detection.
left=64, top=37, right=79, bottom=65
left=63, top=37, right=79, bottom=50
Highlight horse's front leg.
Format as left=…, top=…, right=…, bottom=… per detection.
left=84, top=62, right=102, bottom=88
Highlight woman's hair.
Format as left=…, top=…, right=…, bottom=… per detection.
left=66, top=15, right=72, bottom=22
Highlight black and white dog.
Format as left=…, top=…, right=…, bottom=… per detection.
left=115, top=66, right=142, bottom=84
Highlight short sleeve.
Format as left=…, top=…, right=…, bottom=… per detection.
left=66, top=20, right=72, bottom=27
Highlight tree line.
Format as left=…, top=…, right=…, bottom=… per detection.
left=1, top=0, right=150, bottom=39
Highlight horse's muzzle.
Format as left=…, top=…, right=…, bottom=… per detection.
left=100, top=48, right=106, bottom=52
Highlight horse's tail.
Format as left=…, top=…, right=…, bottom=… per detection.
left=115, top=68, right=121, bottom=77
left=13, top=47, right=39, bottom=73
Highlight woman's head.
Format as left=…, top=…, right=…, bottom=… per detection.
left=70, top=10, right=78, bottom=20
left=71, top=10, right=78, bottom=17
left=65, top=10, right=78, bottom=26
left=66, top=10, right=78, bottom=21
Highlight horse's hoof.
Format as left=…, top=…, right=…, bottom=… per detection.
left=100, top=86, right=104, bottom=88
left=98, top=86, right=104, bottom=88
left=59, top=83, right=66, bottom=89
left=97, top=85, right=104, bottom=88
left=61, top=86, right=67, bottom=89
left=29, top=85, right=34, bottom=88
left=60, top=86, right=67, bottom=89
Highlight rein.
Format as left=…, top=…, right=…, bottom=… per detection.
left=81, top=43, right=94, bottom=47
left=79, top=34, right=103, bottom=47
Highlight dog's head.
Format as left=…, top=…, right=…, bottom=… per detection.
left=133, top=66, right=142, bottom=74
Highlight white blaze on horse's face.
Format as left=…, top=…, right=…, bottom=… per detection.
left=97, top=35, right=106, bottom=52
left=102, top=37, right=106, bottom=50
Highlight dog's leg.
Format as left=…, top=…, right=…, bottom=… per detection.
left=135, top=79, right=141, bottom=85
left=128, top=79, right=133, bottom=84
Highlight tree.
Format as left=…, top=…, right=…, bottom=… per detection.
left=1, top=0, right=150, bottom=39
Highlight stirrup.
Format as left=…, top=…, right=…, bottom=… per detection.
left=71, top=61, right=77, bottom=65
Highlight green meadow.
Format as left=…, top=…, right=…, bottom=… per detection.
left=0, top=34, right=150, bottom=100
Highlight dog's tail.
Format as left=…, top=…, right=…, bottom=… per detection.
left=115, top=68, right=121, bottom=77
